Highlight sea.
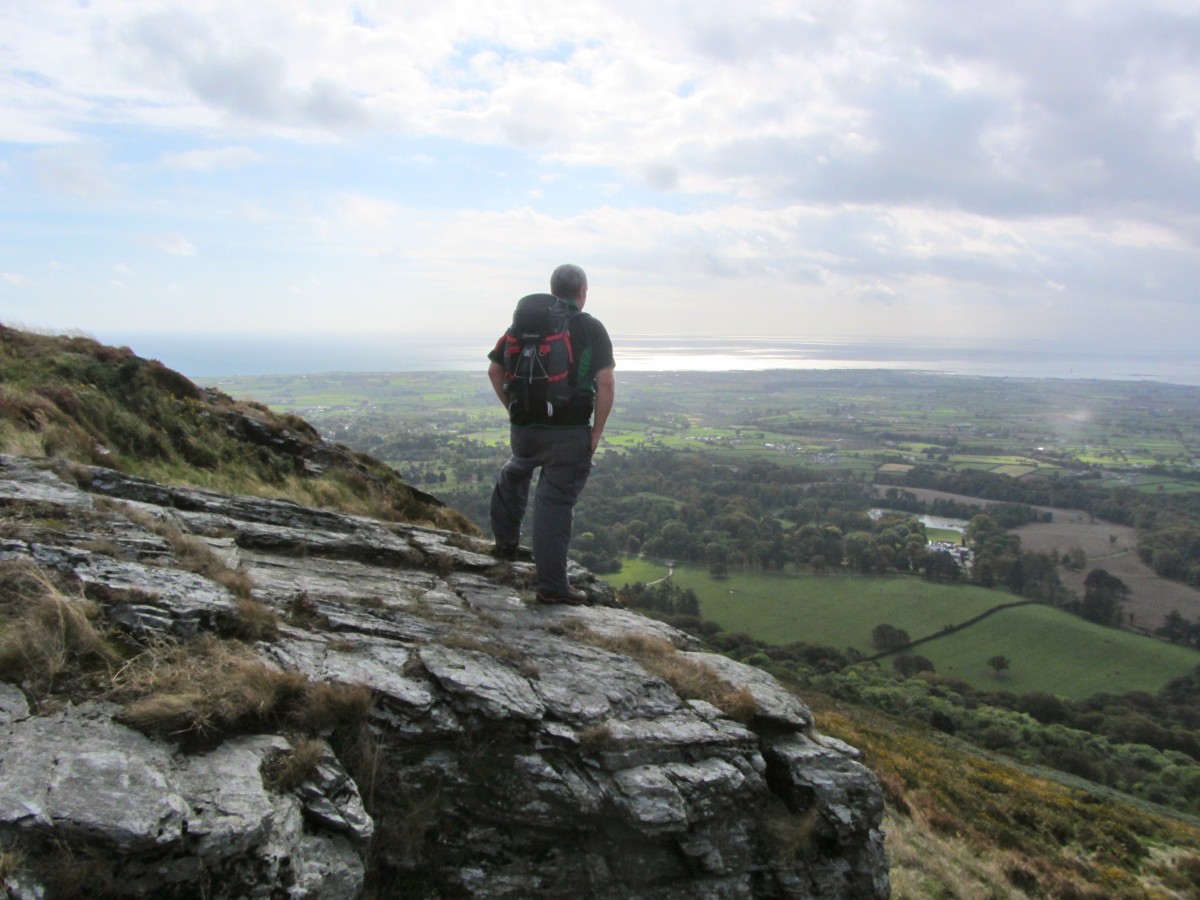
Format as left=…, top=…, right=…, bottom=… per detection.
left=98, top=332, right=1200, bottom=387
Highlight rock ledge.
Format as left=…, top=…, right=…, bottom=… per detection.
left=0, top=455, right=888, bottom=898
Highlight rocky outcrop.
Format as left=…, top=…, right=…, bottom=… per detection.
left=0, top=454, right=888, bottom=898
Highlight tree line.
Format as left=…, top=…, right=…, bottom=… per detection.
left=573, top=448, right=1069, bottom=603
left=894, top=464, right=1200, bottom=589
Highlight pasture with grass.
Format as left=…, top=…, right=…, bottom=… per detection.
left=607, top=561, right=1200, bottom=699
left=916, top=602, right=1200, bottom=697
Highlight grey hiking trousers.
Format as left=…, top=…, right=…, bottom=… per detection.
left=490, top=426, right=593, bottom=595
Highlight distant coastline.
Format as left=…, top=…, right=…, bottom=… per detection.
left=97, top=331, right=1200, bottom=387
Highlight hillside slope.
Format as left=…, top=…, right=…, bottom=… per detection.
left=0, top=325, right=471, bottom=533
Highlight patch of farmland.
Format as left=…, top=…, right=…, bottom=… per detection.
left=875, top=484, right=1200, bottom=630
left=916, top=604, right=1200, bottom=698
left=1017, top=519, right=1200, bottom=630
left=990, top=464, right=1038, bottom=477
left=874, top=485, right=1059, bottom=517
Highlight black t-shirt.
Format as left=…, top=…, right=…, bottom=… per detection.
left=489, top=302, right=614, bottom=427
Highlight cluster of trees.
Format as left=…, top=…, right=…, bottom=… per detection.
left=824, top=653, right=1200, bottom=813
left=327, top=416, right=1196, bottom=634
left=812, top=664, right=1200, bottom=814
left=896, top=464, right=1200, bottom=590
left=619, top=581, right=701, bottom=618
left=962, top=513, right=1067, bottom=603
left=878, top=487, right=1047, bottom=529
left=1074, top=568, right=1133, bottom=627
left=1157, top=609, right=1200, bottom=648
left=318, top=389, right=1200, bottom=597
left=572, top=449, right=1071, bottom=601
left=1137, top=514, right=1200, bottom=587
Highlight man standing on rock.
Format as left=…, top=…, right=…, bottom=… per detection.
left=487, top=264, right=615, bottom=605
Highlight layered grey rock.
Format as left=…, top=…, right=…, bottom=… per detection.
left=0, top=454, right=888, bottom=898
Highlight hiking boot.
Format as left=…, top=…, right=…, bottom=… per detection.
left=534, top=587, right=588, bottom=606
left=492, top=542, right=527, bottom=561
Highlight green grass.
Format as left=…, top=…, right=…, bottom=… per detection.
left=605, top=561, right=1200, bottom=700
left=667, top=565, right=1002, bottom=653
left=925, top=527, right=962, bottom=543
left=610, top=556, right=669, bottom=585
left=913, top=603, right=1200, bottom=698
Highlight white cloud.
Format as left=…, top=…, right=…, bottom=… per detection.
left=30, top=144, right=117, bottom=199
left=334, top=193, right=398, bottom=229
left=146, top=235, right=197, bottom=257
left=2, top=0, right=1200, bottom=353
left=162, top=146, right=262, bottom=171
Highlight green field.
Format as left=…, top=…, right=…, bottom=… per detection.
left=613, top=556, right=671, bottom=585
left=605, top=560, right=1200, bottom=700
left=667, top=566, right=1003, bottom=653
left=607, top=560, right=1000, bottom=651
left=913, top=603, right=1200, bottom=697
left=925, top=527, right=961, bottom=543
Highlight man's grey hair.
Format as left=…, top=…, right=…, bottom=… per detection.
left=550, top=264, right=587, bottom=300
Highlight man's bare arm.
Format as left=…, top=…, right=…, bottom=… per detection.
left=590, top=366, right=615, bottom=453
left=488, top=361, right=508, bottom=409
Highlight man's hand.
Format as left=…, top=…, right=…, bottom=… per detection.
left=590, top=366, right=615, bottom=453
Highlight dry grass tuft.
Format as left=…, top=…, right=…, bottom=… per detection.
left=44, top=458, right=94, bottom=489
left=79, top=539, right=123, bottom=559
left=263, top=737, right=327, bottom=793
left=441, top=633, right=539, bottom=679
left=0, top=846, right=23, bottom=882
left=212, top=565, right=255, bottom=600
left=112, top=634, right=307, bottom=742
left=547, top=618, right=593, bottom=640
left=579, top=631, right=759, bottom=723
left=25, top=838, right=119, bottom=900
left=285, top=591, right=328, bottom=629
left=114, top=505, right=257, bottom=601
left=289, top=681, right=373, bottom=735
left=763, top=806, right=821, bottom=865
left=0, top=559, right=118, bottom=698
left=577, top=723, right=615, bottom=752
left=333, top=717, right=387, bottom=812
left=714, top=685, right=759, bottom=723
left=231, top=597, right=279, bottom=642
left=884, top=809, right=1028, bottom=900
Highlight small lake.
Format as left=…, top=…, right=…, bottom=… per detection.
left=870, top=510, right=969, bottom=533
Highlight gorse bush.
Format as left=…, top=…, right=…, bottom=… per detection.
left=804, top=664, right=1200, bottom=816
left=810, top=691, right=1200, bottom=899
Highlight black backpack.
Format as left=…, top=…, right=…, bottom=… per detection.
left=499, top=293, right=579, bottom=421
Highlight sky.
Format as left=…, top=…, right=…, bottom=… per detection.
left=3, top=0, right=1200, bottom=359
